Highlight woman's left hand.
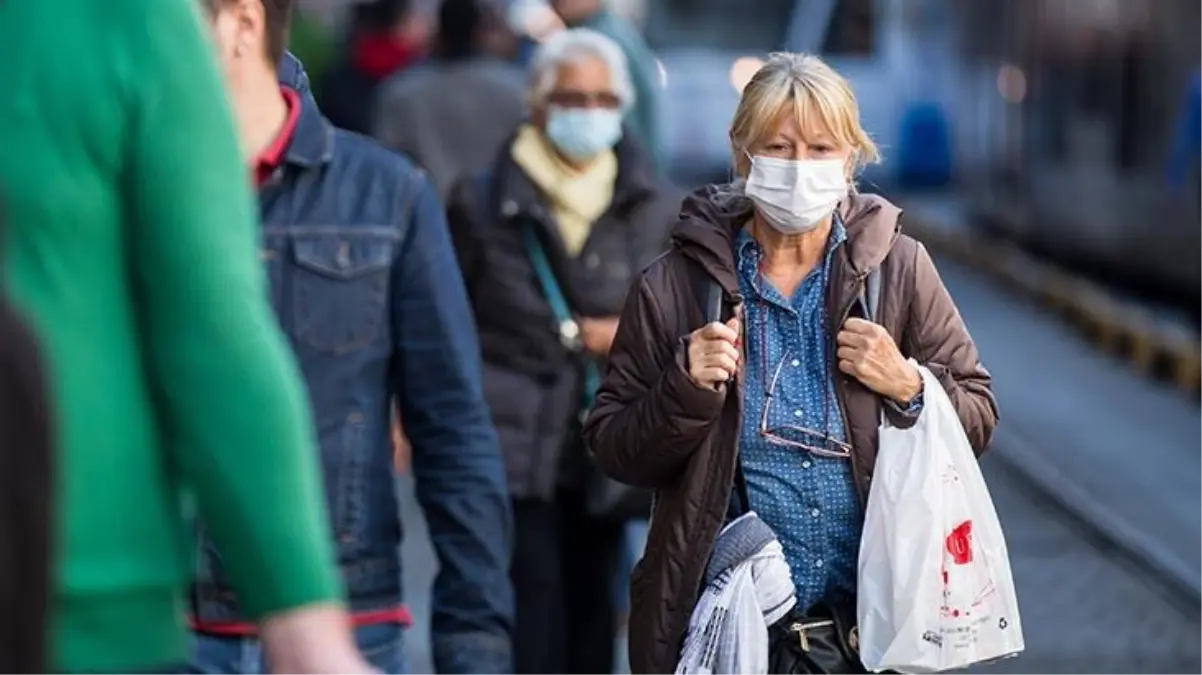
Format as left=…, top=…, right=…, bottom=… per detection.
left=836, top=318, right=922, bottom=403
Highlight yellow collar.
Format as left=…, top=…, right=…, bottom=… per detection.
left=510, top=125, right=617, bottom=256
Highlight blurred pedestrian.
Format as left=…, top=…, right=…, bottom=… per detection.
left=584, top=52, right=999, bottom=674
left=374, top=0, right=528, bottom=200
left=549, top=0, right=664, bottom=174
left=287, top=6, right=336, bottom=98
left=476, top=0, right=523, bottom=62
left=319, top=0, right=430, bottom=135
left=190, top=2, right=514, bottom=672
left=507, top=0, right=566, bottom=66
left=0, top=0, right=370, bottom=671
left=445, top=28, right=680, bottom=674
left=0, top=252, right=52, bottom=675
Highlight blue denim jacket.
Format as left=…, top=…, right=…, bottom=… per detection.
left=192, top=54, right=514, bottom=674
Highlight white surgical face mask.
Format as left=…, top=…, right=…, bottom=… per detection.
left=744, top=155, right=848, bottom=234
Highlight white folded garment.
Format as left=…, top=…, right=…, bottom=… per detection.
left=676, top=512, right=796, bottom=675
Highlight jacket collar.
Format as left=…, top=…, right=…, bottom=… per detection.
left=277, top=52, right=334, bottom=169
left=282, top=92, right=335, bottom=169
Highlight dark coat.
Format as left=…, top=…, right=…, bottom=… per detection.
left=446, top=132, right=681, bottom=499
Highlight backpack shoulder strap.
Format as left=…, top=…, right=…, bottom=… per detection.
left=686, top=257, right=724, bottom=325
left=863, top=264, right=883, bottom=323
left=682, top=257, right=751, bottom=517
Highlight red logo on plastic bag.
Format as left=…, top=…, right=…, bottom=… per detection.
left=946, top=520, right=974, bottom=565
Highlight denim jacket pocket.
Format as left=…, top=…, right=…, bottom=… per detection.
left=291, top=231, right=394, bottom=354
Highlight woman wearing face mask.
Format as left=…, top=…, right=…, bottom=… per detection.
left=444, top=27, right=679, bottom=675
left=583, top=52, right=998, bottom=674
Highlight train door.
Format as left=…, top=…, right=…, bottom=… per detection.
left=963, top=0, right=1200, bottom=297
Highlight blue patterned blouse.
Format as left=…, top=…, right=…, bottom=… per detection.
left=734, top=222, right=863, bottom=612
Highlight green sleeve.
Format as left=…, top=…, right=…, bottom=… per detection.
left=119, top=0, right=341, bottom=619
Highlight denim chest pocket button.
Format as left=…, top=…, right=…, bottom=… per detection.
left=291, top=231, right=395, bottom=353
left=293, top=234, right=391, bottom=279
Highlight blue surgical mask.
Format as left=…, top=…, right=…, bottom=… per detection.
left=545, top=105, right=623, bottom=161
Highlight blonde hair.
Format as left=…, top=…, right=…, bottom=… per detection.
left=729, top=53, right=880, bottom=183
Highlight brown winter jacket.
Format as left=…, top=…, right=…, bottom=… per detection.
left=583, top=186, right=998, bottom=674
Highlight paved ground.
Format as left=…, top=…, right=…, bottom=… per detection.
left=964, top=458, right=1199, bottom=674
left=922, top=219, right=1201, bottom=599
left=395, top=254, right=1202, bottom=674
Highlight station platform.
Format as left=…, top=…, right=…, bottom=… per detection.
left=902, top=195, right=1201, bottom=606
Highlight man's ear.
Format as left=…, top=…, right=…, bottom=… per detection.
left=231, top=0, right=265, bottom=59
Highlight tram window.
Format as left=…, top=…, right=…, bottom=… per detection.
left=821, top=0, right=877, bottom=56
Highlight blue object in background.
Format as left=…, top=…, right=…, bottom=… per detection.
left=896, top=101, right=953, bottom=189
left=1167, top=69, right=1201, bottom=192
left=515, top=36, right=539, bottom=66
left=612, top=519, right=648, bottom=614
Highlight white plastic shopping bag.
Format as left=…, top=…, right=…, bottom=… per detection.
left=857, top=363, right=1024, bottom=673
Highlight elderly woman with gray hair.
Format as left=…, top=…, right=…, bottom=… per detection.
left=445, top=27, right=678, bottom=675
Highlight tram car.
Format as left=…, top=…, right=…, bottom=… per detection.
left=953, top=0, right=1201, bottom=305
left=648, top=0, right=970, bottom=189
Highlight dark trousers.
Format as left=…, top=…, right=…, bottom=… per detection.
left=511, top=492, right=625, bottom=674
left=0, top=297, right=53, bottom=674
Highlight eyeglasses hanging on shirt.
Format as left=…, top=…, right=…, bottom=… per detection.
left=756, top=308, right=854, bottom=460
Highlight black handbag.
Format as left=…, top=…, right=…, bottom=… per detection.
left=768, top=600, right=868, bottom=674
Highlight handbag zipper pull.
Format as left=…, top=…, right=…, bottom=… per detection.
left=792, top=623, right=811, bottom=652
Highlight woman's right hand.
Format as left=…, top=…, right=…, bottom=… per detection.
left=686, top=318, right=741, bottom=389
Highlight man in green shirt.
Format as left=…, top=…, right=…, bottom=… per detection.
left=0, top=0, right=372, bottom=671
